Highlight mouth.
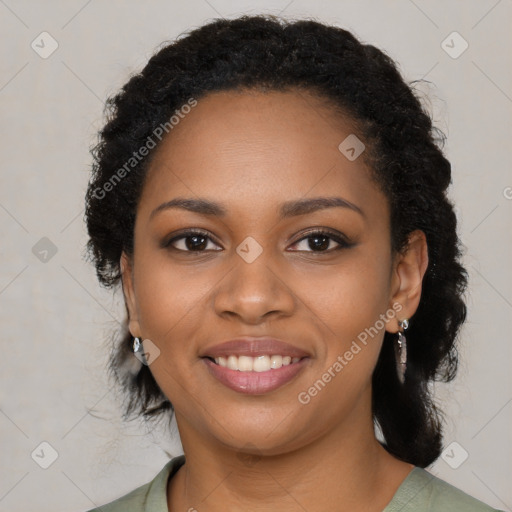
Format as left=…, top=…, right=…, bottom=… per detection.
left=200, top=337, right=311, bottom=394
left=204, top=354, right=304, bottom=371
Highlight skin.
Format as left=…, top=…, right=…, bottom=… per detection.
left=121, top=88, right=429, bottom=511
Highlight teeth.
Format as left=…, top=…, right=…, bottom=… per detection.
left=227, top=355, right=238, bottom=370
left=213, top=354, right=303, bottom=372
left=253, top=355, right=270, bottom=372
left=238, top=355, right=253, bottom=371
left=270, top=355, right=282, bottom=369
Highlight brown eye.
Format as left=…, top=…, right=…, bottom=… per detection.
left=164, top=230, right=222, bottom=252
left=289, top=229, right=352, bottom=253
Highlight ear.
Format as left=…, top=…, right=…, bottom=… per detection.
left=120, top=251, right=142, bottom=338
left=385, top=230, right=429, bottom=333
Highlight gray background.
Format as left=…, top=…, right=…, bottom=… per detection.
left=0, top=1, right=511, bottom=511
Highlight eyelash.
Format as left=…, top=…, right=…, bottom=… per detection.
left=163, top=228, right=352, bottom=254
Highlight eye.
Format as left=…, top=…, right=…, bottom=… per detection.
left=288, top=229, right=352, bottom=253
left=164, top=229, right=222, bottom=252
left=163, top=228, right=352, bottom=254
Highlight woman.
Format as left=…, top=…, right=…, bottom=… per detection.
left=84, top=14, right=502, bottom=512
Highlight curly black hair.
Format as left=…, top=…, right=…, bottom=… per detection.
left=85, top=14, right=468, bottom=468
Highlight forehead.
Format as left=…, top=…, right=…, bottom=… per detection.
left=139, top=89, right=385, bottom=220
left=149, top=88, right=361, bottom=166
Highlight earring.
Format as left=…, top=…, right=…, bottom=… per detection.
left=395, top=319, right=409, bottom=384
left=132, top=337, right=147, bottom=365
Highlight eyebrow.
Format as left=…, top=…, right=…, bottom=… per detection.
left=150, top=196, right=365, bottom=220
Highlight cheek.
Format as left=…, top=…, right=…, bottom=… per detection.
left=305, top=249, right=393, bottom=384
left=308, top=252, right=391, bottom=333
left=132, top=247, right=210, bottom=346
left=131, top=252, right=208, bottom=405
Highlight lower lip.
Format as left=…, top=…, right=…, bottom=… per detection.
left=203, top=358, right=308, bottom=394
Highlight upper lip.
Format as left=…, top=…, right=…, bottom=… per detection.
left=201, top=337, right=311, bottom=359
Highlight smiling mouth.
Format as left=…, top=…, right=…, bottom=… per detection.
left=203, top=355, right=309, bottom=394
left=205, top=354, right=305, bottom=372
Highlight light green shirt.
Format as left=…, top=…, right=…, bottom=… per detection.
left=86, top=455, right=503, bottom=511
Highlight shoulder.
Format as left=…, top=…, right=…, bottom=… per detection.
left=385, top=467, right=504, bottom=512
left=85, top=482, right=150, bottom=512
left=85, top=455, right=185, bottom=512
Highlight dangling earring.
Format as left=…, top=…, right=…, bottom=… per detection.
left=132, top=337, right=147, bottom=365
left=395, top=319, right=409, bottom=384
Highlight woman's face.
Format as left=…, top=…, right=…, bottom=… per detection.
left=122, top=89, right=416, bottom=455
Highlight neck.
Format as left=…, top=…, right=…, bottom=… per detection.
left=168, top=399, right=413, bottom=511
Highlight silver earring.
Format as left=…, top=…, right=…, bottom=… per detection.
left=132, top=337, right=147, bottom=364
left=395, top=319, right=409, bottom=384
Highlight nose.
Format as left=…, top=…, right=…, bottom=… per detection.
left=213, top=246, right=296, bottom=325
